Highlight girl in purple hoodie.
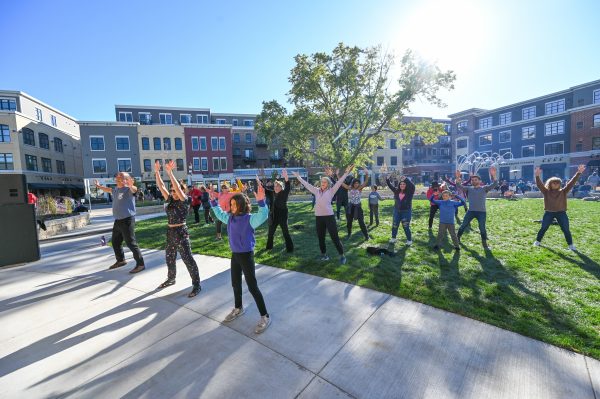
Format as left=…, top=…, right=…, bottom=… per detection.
left=210, top=179, right=271, bottom=334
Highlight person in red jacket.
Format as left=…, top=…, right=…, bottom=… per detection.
left=188, top=185, right=202, bottom=224
left=28, top=191, right=47, bottom=230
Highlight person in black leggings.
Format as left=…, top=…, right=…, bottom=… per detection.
left=154, top=160, right=201, bottom=298
left=265, top=168, right=294, bottom=252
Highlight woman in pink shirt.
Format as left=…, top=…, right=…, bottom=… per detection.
left=293, top=164, right=353, bottom=264
left=215, top=183, right=234, bottom=240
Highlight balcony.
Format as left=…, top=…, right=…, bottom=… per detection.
left=270, top=155, right=283, bottom=163
left=243, top=155, right=257, bottom=163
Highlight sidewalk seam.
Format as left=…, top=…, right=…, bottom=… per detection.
left=585, top=356, right=598, bottom=399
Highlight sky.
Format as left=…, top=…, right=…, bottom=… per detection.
left=2, top=0, right=599, bottom=121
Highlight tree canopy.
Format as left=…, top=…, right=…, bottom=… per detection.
left=256, top=43, right=456, bottom=170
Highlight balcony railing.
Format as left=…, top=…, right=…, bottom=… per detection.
left=270, top=155, right=283, bottom=162
left=243, top=155, right=257, bottom=162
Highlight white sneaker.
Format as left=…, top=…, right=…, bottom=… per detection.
left=254, top=315, right=271, bottom=334
left=224, top=307, right=245, bottom=322
left=533, top=241, right=541, bottom=247
left=389, top=238, right=397, bottom=244
left=568, top=244, right=576, bottom=251
left=406, top=240, right=413, bottom=246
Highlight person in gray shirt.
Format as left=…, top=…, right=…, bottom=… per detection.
left=455, top=167, right=498, bottom=249
left=95, top=172, right=146, bottom=273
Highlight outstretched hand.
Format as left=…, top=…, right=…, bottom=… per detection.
left=165, top=160, right=176, bottom=173
left=455, top=170, right=461, bottom=179
left=292, top=171, right=300, bottom=179
left=535, top=167, right=542, bottom=177
left=282, top=168, right=288, bottom=180
left=577, top=164, right=586, bottom=174
left=154, top=160, right=162, bottom=173
left=345, top=164, right=354, bottom=175
left=94, top=179, right=100, bottom=187
left=254, top=178, right=265, bottom=201
left=489, top=166, right=497, bottom=178
left=207, top=186, right=217, bottom=201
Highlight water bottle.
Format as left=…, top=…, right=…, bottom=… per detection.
left=100, top=235, right=106, bottom=246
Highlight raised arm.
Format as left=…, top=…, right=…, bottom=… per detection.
left=385, top=176, right=397, bottom=192
left=165, top=160, right=186, bottom=201
left=564, top=165, right=585, bottom=193
left=154, top=161, right=169, bottom=200
left=484, top=167, right=498, bottom=192
left=359, top=168, right=370, bottom=190
left=534, top=167, right=548, bottom=193
left=208, top=188, right=230, bottom=224
left=249, top=178, right=269, bottom=229
left=93, top=180, right=113, bottom=194
left=331, top=164, right=353, bottom=193
left=292, top=171, right=318, bottom=195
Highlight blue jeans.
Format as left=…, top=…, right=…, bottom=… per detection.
left=392, top=208, right=412, bottom=241
left=458, top=211, right=487, bottom=240
left=536, top=211, right=572, bottom=245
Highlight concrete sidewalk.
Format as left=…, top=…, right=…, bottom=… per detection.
left=0, top=236, right=598, bottom=398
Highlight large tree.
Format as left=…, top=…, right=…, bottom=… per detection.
left=256, top=43, right=456, bottom=169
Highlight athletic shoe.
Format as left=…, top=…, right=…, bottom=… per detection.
left=340, top=256, right=347, bottom=264
left=389, top=238, right=397, bottom=244
left=482, top=240, right=490, bottom=250
left=224, top=307, right=245, bottom=322
left=533, top=241, right=541, bottom=247
left=129, top=265, right=145, bottom=274
left=568, top=244, right=577, bottom=251
left=109, top=260, right=127, bottom=270
left=254, top=315, right=271, bottom=334
left=406, top=240, right=413, bottom=246
left=320, top=254, right=330, bottom=261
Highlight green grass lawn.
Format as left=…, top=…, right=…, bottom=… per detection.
left=135, top=199, right=600, bottom=359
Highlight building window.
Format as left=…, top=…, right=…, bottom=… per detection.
left=163, top=137, right=171, bottom=151
left=196, top=114, right=208, bottom=124
left=116, top=136, right=130, bottom=151
left=0, top=98, right=16, bottom=111
left=153, top=137, right=161, bottom=150
left=244, top=148, right=254, bottom=159
left=576, top=121, right=584, bottom=129
left=141, top=137, right=150, bottom=150
left=143, top=159, right=151, bottom=172
left=50, top=115, right=57, bottom=127
left=35, top=108, right=43, bottom=121
left=545, top=120, right=565, bottom=136
left=389, top=138, right=397, bottom=149
left=234, top=148, right=241, bottom=156
left=443, top=124, right=451, bottom=133
left=245, top=133, right=252, bottom=143
left=233, top=133, right=240, bottom=144
left=592, top=137, right=600, bottom=150
left=522, top=126, right=535, bottom=140
left=39, top=133, right=50, bottom=149
left=457, top=120, right=468, bottom=132
left=211, top=137, right=218, bottom=150
left=594, top=114, right=600, bottom=127
left=193, top=157, right=200, bottom=171
left=201, top=157, right=208, bottom=171
left=216, top=119, right=226, bottom=125
left=23, top=128, right=35, bottom=146
left=175, top=137, right=182, bottom=150
left=499, top=112, right=511, bottom=125
left=479, top=117, right=492, bottom=130
left=0, top=153, right=14, bottom=170
left=159, top=113, right=173, bottom=124
left=200, top=137, right=207, bottom=150
left=139, top=112, right=152, bottom=125
left=522, top=106, right=536, bottom=120
left=593, top=89, right=600, bottom=104
left=220, top=157, right=227, bottom=171
left=232, top=119, right=238, bottom=126
left=243, top=119, right=254, bottom=127
left=576, top=143, right=583, bottom=152
left=56, top=160, right=65, bottom=174
left=440, top=148, right=450, bottom=156
left=54, top=137, right=63, bottom=152
left=479, top=134, right=492, bottom=146
left=0, top=124, right=10, bottom=143
left=118, top=159, right=132, bottom=172
left=390, top=156, right=397, bottom=166
left=180, top=114, right=192, bottom=124
left=90, top=136, right=105, bottom=151
left=176, top=158, right=184, bottom=171
left=118, top=112, right=133, bottom=122
left=191, top=137, right=199, bottom=151
left=92, top=159, right=107, bottom=174
left=456, top=138, right=468, bottom=149
left=219, top=137, right=226, bottom=151
left=545, top=99, right=565, bottom=115
left=544, top=142, right=564, bottom=155
left=41, top=157, right=52, bottom=173
left=499, top=131, right=511, bottom=143
left=498, top=148, right=511, bottom=156
left=376, top=156, right=384, bottom=166
left=212, top=157, right=220, bottom=171
left=522, top=145, right=535, bottom=158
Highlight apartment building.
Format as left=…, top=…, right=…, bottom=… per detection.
left=185, top=125, right=233, bottom=185
left=137, top=125, right=188, bottom=187
left=0, top=91, right=84, bottom=196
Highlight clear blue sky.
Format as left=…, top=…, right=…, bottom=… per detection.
left=2, top=0, right=599, bottom=121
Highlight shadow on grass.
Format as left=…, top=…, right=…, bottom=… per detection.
left=544, top=247, right=600, bottom=280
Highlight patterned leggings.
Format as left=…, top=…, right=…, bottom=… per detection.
left=166, top=226, right=200, bottom=286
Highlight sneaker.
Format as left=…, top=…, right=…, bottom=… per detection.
left=340, top=256, right=347, bottom=264
left=109, top=260, right=127, bottom=270
left=568, top=244, right=577, bottom=251
left=482, top=240, right=490, bottom=250
left=224, top=307, right=245, bottom=322
left=254, top=315, right=271, bottom=334
left=320, top=254, right=330, bottom=261
left=406, top=240, right=413, bottom=246
left=129, top=265, right=145, bottom=274
left=389, top=238, right=397, bottom=244
left=533, top=241, right=541, bottom=247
